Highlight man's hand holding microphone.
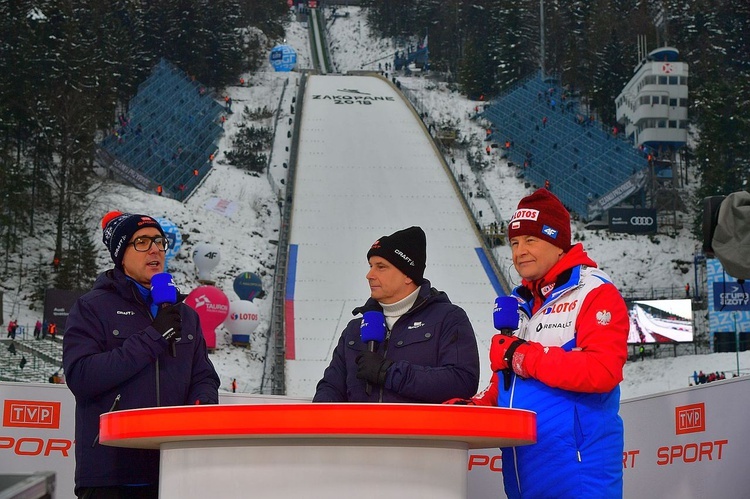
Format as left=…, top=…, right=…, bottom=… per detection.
left=356, top=311, right=390, bottom=395
left=490, top=296, right=527, bottom=387
left=151, top=273, right=182, bottom=357
left=444, top=296, right=522, bottom=405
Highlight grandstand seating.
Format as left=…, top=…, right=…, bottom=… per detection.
left=1, top=338, right=63, bottom=384
left=479, top=72, right=649, bottom=219
left=394, top=44, right=428, bottom=71
left=97, top=59, right=227, bottom=200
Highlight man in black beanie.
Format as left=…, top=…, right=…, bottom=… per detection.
left=63, top=211, right=219, bottom=499
left=313, top=226, right=480, bottom=403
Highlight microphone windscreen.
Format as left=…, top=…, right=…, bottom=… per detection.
left=151, top=273, right=177, bottom=306
left=493, top=296, right=519, bottom=331
left=360, top=311, right=386, bottom=343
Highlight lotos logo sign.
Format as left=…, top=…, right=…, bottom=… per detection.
left=675, top=403, right=705, bottom=435
left=544, top=300, right=578, bottom=315
left=510, top=209, right=539, bottom=222
left=3, top=400, right=61, bottom=429
left=231, top=313, right=258, bottom=321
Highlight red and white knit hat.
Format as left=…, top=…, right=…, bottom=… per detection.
left=507, top=189, right=571, bottom=250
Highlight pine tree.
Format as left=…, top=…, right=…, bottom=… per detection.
left=30, top=255, right=52, bottom=306
left=54, top=221, right=98, bottom=291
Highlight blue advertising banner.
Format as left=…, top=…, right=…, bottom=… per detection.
left=712, top=282, right=750, bottom=311
left=707, top=259, right=750, bottom=341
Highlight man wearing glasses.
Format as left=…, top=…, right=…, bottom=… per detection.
left=63, top=211, right=219, bottom=499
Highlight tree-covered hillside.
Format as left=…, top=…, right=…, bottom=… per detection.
left=364, top=0, right=749, bottom=208
left=1, top=0, right=748, bottom=297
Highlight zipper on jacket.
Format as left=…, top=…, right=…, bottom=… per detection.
left=377, top=326, right=393, bottom=403
left=372, top=288, right=435, bottom=403
left=91, top=393, right=121, bottom=447
left=507, top=380, right=523, bottom=493
left=156, top=358, right=161, bottom=406
left=512, top=446, right=523, bottom=496
left=133, top=283, right=164, bottom=406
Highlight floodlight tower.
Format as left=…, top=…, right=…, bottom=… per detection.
left=539, top=0, right=545, bottom=76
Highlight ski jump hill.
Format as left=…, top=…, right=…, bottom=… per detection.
left=283, top=74, right=503, bottom=398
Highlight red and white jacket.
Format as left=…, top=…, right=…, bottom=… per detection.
left=472, top=244, right=629, bottom=498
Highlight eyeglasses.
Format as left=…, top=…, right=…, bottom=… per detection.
left=129, top=236, right=169, bottom=252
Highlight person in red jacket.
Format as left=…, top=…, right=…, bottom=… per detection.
left=446, top=189, right=629, bottom=498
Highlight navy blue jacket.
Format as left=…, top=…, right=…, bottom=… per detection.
left=63, top=269, right=220, bottom=491
left=313, top=280, right=480, bottom=403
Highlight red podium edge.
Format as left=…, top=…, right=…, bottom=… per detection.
left=100, top=403, right=536, bottom=449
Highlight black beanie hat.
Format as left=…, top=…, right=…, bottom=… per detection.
left=366, top=226, right=427, bottom=284
left=101, top=211, right=166, bottom=269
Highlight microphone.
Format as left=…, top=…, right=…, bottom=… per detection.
left=493, top=296, right=519, bottom=389
left=360, top=311, right=386, bottom=395
left=151, top=273, right=178, bottom=357
left=493, top=296, right=519, bottom=335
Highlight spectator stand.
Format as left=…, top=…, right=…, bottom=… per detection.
left=1, top=335, right=63, bottom=384
left=478, top=71, right=650, bottom=221
left=96, top=59, right=227, bottom=201
left=393, top=37, right=429, bottom=72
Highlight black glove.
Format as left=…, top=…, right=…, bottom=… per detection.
left=355, top=350, right=394, bottom=386
left=152, top=304, right=182, bottom=342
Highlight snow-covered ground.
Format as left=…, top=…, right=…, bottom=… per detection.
left=3, top=6, right=748, bottom=400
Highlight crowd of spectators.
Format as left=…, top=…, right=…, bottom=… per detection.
left=692, top=370, right=727, bottom=385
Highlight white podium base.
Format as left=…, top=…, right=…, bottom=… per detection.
left=159, top=438, right=468, bottom=499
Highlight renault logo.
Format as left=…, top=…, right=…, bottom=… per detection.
left=630, top=217, right=654, bottom=226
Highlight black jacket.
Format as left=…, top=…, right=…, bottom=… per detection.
left=63, top=269, right=219, bottom=490
left=313, top=280, right=480, bottom=403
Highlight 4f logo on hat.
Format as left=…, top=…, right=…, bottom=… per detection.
left=542, top=225, right=558, bottom=239
left=510, top=208, right=539, bottom=222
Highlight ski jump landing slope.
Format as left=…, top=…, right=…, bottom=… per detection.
left=284, top=74, right=502, bottom=398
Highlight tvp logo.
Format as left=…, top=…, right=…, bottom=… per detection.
left=675, top=403, right=705, bottom=435
left=3, top=400, right=61, bottom=429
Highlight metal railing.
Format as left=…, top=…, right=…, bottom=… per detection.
left=263, top=72, right=309, bottom=395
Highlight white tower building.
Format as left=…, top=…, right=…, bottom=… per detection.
left=615, top=46, right=688, bottom=155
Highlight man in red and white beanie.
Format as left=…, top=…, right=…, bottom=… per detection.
left=446, top=188, right=629, bottom=499
left=507, top=187, right=572, bottom=254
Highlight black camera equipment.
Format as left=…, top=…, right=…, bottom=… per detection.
left=702, top=190, right=750, bottom=280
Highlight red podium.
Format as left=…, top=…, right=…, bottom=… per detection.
left=101, top=403, right=535, bottom=499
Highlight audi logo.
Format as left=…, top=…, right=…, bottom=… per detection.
left=630, top=217, right=654, bottom=226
